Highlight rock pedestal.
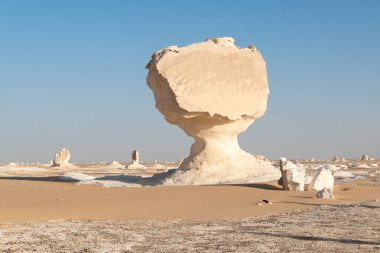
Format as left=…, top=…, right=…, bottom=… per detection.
left=146, top=37, right=280, bottom=185
left=126, top=149, right=145, bottom=169
left=132, top=150, right=139, bottom=166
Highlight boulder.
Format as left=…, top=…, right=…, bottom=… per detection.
left=316, top=187, right=334, bottom=199
left=146, top=37, right=280, bottom=185
left=279, top=157, right=305, bottom=191
left=308, top=168, right=334, bottom=192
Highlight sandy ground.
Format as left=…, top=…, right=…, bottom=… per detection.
left=1, top=200, right=379, bottom=253
left=0, top=161, right=379, bottom=252
left=0, top=179, right=379, bottom=223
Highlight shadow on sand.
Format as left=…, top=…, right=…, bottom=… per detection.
left=244, top=231, right=380, bottom=246
left=0, top=169, right=178, bottom=186
left=223, top=183, right=283, bottom=190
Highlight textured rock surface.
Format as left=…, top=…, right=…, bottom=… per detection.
left=146, top=37, right=280, bottom=185
left=53, top=148, right=71, bottom=167
left=309, top=168, right=335, bottom=192
left=316, top=187, right=334, bottom=199
left=279, top=157, right=305, bottom=191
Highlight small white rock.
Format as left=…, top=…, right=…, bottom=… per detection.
left=316, top=187, right=334, bottom=199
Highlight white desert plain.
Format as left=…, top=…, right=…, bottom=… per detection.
left=1, top=37, right=379, bottom=253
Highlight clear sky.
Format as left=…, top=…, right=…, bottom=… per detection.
left=0, top=0, right=379, bottom=163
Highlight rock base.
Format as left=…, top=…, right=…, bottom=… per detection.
left=162, top=157, right=280, bottom=185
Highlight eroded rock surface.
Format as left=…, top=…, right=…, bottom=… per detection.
left=279, top=157, right=305, bottom=191
left=316, top=187, right=334, bottom=199
left=309, top=168, right=335, bottom=192
left=53, top=148, right=71, bottom=167
left=146, top=37, right=280, bottom=185
left=126, top=149, right=145, bottom=169
left=132, top=150, right=139, bottom=166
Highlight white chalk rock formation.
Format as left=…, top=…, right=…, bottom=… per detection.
left=132, top=150, right=139, bottom=165
left=360, top=154, right=369, bottom=161
left=53, top=148, right=72, bottom=167
left=333, top=171, right=355, bottom=179
left=126, top=149, right=146, bottom=169
left=59, top=172, right=96, bottom=182
left=324, top=164, right=339, bottom=172
left=146, top=37, right=280, bottom=185
left=308, top=168, right=334, bottom=192
left=106, top=161, right=124, bottom=169
left=316, top=187, right=334, bottom=199
left=332, top=156, right=346, bottom=162
left=279, top=157, right=305, bottom=191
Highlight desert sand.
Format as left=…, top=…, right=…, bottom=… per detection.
left=0, top=176, right=379, bottom=253
left=1, top=159, right=379, bottom=252
left=1, top=200, right=379, bottom=253
left=0, top=178, right=379, bottom=223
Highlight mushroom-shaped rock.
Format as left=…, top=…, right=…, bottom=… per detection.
left=279, top=157, right=305, bottom=191
left=308, top=168, right=334, bottom=193
left=146, top=37, right=280, bottom=185
left=53, top=148, right=71, bottom=167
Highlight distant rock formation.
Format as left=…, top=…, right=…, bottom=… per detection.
left=53, top=148, right=72, bottom=167
left=360, top=154, right=369, bottom=161
left=308, top=168, right=334, bottom=193
left=106, top=161, right=124, bottom=169
left=278, top=157, right=305, bottom=191
left=332, top=156, right=345, bottom=162
left=146, top=37, right=280, bottom=185
left=126, top=149, right=145, bottom=169
left=131, top=150, right=139, bottom=166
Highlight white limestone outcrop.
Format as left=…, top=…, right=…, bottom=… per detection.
left=279, top=157, right=305, bottom=191
left=360, top=154, right=369, bottom=161
left=106, top=161, right=124, bottom=169
left=308, top=168, right=334, bottom=193
left=146, top=37, right=280, bottom=185
left=126, top=149, right=146, bottom=169
left=52, top=148, right=75, bottom=168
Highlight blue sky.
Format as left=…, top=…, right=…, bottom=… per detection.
left=0, top=0, right=379, bottom=163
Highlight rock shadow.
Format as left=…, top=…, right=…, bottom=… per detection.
left=225, top=183, right=283, bottom=190
left=245, top=231, right=380, bottom=246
